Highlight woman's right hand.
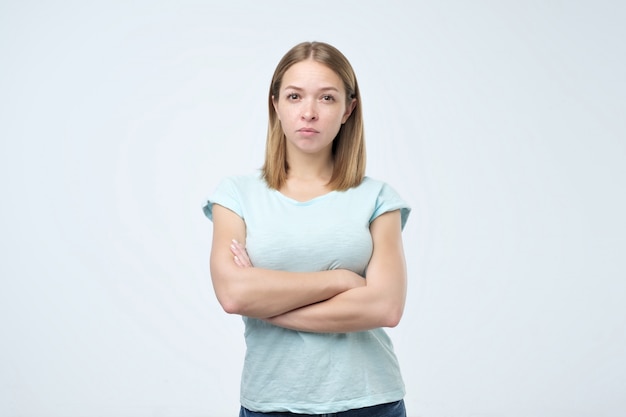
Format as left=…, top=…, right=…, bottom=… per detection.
left=230, top=239, right=253, bottom=268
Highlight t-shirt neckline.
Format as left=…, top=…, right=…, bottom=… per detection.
left=273, top=189, right=338, bottom=206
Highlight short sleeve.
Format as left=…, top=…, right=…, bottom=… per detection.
left=202, top=177, right=244, bottom=222
left=369, top=183, right=411, bottom=230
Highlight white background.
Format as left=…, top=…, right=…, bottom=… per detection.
left=1, top=1, right=625, bottom=416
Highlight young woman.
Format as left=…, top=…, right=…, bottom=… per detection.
left=203, top=41, right=410, bottom=416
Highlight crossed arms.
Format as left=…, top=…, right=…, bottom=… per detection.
left=209, top=204, right=408, bottom=333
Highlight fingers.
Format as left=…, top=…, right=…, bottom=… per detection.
left=230, top=239, right=253, bottom=268
left=233, top=254, right=245, bottom=268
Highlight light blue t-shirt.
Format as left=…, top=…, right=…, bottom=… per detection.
left=203, top=171, right=410, bottom=414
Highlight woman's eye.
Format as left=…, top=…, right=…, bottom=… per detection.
left=287, top=93, right=299, bottom=100
left=322, top=95, right=335, bottom=101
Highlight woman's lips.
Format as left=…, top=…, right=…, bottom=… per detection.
left=298, top=127, right=319, bottom=133
left=297, top=128, right=319, bottom=137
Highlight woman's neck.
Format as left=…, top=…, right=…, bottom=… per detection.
left=285, top=150, right=334, bottom=183
left=281, top=151, right=335, bottom=201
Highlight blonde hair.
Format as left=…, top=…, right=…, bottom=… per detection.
left=261, top=41, right=366, bottom=191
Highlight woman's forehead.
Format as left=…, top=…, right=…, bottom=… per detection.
left=280, top=60, right=343, bottom=90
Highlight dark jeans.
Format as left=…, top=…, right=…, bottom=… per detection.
left=239, top=400, right=406, bottom=417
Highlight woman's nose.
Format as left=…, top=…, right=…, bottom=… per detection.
left=301, top=102, right=318, bottom=120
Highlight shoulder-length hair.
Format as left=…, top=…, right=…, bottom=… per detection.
left=261, top=41, right=366, bottom=191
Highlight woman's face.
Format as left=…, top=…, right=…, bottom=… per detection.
left=273, top=59, right=356, bottom=158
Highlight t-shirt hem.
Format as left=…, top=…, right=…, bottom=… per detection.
left=240, top=389, right=405, bottom=414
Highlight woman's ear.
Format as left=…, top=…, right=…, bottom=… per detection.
left=341, top=98, right=357, bottom=124
left=272, top=95, right=280, bottom=120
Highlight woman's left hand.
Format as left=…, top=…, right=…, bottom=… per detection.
left=230, top=239, right=253, bottom=268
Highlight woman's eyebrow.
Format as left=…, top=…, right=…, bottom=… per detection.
left=283, top=85, right=340, bottom=92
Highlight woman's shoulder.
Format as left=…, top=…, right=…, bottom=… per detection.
left=341, top=176, right=404, bottom=204
left=356, top=176, right=409, bottom=209
left=353, top=176, right=394, bottom=193
left=358, top=176, right=411, bottom=228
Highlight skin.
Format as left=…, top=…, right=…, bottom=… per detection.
left=273, top=59, right=355, bottom=162
left=210, top=59, right=408, bottom=332
left=273, top=59, right=357, bottom=202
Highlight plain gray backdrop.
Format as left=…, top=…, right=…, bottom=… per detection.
left=1, top=1, right=625, bottom=416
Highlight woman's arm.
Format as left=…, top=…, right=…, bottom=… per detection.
left=209, top=204, right=364, bottom=318
left=265, top=209, right=407, bottom=333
